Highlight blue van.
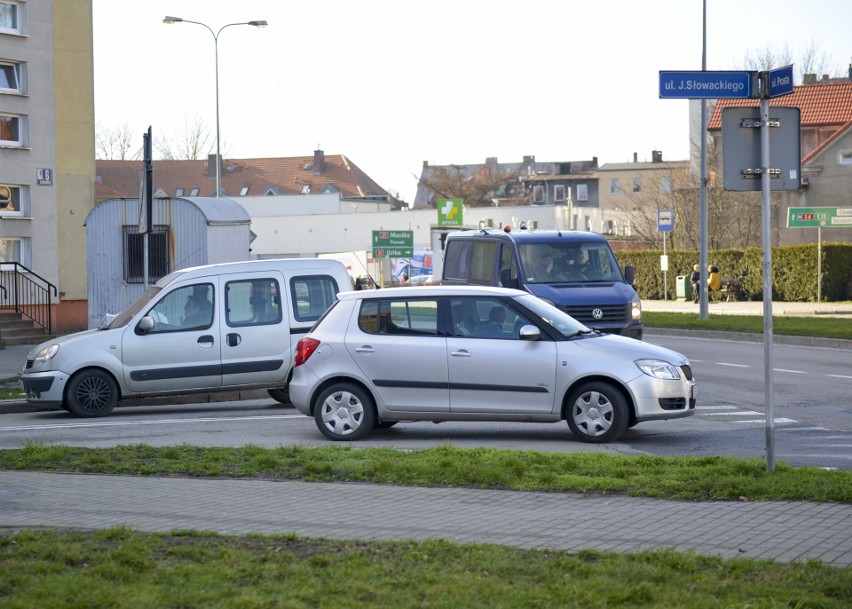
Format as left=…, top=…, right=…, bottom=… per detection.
left=442, top=227, right=643, bottom=339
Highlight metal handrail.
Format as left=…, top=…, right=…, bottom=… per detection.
left=0, top=262, right=58, bottom=333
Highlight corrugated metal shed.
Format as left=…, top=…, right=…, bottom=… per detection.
left=85, top=197, right=251, bottom=328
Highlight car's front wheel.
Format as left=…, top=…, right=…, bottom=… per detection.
left=314, top=383, right=375, bottom=441
left=65, top=369, right=119, bottom=418
left=565, top=381, right=629, bottom=443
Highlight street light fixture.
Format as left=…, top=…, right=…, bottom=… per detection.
left=163, top=16, right=268, bottom=197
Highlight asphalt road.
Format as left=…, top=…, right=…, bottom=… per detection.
left=2, top=334, right=850, bottom=469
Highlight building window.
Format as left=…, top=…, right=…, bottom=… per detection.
left=123, top=225, right=170, bottom=283
left=190, top=188, right=199, bottom=196
left=554, top=185, right=565, bottom=202
left=0, top=2, right=24, bottom=35
left=0, top=237, right=24, bottom=264
left=0, top=183, right=22, bottom=213
left=632, top=178, right=641, bottom=193
left=0, top=112, right=24, bottom=146
left=0, top=60, right=22, bottom=94
left=577, top=184, right=588, bottom=201
left=838, top=150, right=852, bottom=166
left=300, top=184, right=311, bottom=194
left=175, top=188, right=184, bottom=197
left=610, top=179, right=620, bottom=195
left=532, top=185, right=544, bottom=203
left=240, top=186, right=249, bottom=196
left=660, top=177, right=672, bottom=193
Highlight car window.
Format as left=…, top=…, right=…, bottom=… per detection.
left=291, top=275, right=340, bottom=322
left=226, top=278, right=282, bottom=327
left=450, top=297, right=532, bottom=339
left=146, top=283, right=214, bottom=333
left=358, top=298, right=438, bottom=336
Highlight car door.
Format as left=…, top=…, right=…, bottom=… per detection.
left=122, top=280, right=223, bottom=393
left=219, top=271, right=292, bottom=387
left=345, top=296, right=449, bottom=413
left=446, top=297, right=557, bottom=414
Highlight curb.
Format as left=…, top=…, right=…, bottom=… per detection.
left=643, top=328, right=852, bottom=350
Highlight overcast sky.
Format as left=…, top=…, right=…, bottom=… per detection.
left=92, top=0, right=852, bottom=203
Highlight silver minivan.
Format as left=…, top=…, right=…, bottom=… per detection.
left=289, top=285, right=696, bottom=443
left=22, top=259, right=351, bottom=417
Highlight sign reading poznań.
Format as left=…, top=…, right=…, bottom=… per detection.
left=372, top=230, right=414, bottom=258
left=787, top=207, right=852, bottom=228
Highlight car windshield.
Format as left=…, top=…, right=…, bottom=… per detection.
left=518, top=242, right=624, bottom=284
left=513, top=293, right=592, bottom=337
left=103, top=286, right=164, bottom=329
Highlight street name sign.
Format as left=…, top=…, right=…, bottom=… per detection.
left=787, top=207, right=852, bottom=228
left=659, top=71, right=753, bottom=99
left=372, top=230, right=413, bottom=258
left=768, top=65, right=794, bottom=98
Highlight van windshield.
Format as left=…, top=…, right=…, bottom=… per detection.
left=104, top=286, right=163, bottom=329
left=518, top=242, right=624, bottom=284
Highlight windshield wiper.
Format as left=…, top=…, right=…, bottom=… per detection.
left=568, top=329, right=601, bottom=338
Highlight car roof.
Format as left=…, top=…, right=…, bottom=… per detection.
left=337, top=285, right=529, bottom=300
left=447, top=228, right=608, bottom=244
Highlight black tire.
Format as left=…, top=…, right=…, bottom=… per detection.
left=373, top=420, right=398, bottom=429
left=313, top=382, right=375, bottom=441
left=565, top=381, right=629, bottom=443
left=66, top=369, right=119, bottom=418
left=267, top=388, right=291, bottom=405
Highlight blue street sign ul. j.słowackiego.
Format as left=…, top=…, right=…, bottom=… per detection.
left=659, top=71, right=753, bottom=99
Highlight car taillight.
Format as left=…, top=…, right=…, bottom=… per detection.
left=294, top=337, right=321, bottom=366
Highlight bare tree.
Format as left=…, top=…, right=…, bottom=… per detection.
left=740, top=40, right=840, bottom=83
left=155, top=114, right=213, bottom=161
left=95, top=121, right=139, bottom=160
left=417, top=163, right=525, bottom=207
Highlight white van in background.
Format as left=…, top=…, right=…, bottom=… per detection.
left=21, top=259, right=352, bottom=417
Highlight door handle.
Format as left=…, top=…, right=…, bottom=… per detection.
left=450, top=349, right=471, bottom=357
left=227, top=333, right=241, bottom=347
left=355, top=346, right=375, bottom=353
left=197, top=335, right=215, bottom=348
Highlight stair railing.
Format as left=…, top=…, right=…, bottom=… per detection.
left=0, top=263, right=58, bottom=333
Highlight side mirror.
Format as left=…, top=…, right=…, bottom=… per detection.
left=137, top=316, right=155, bottom=334
left=624, top=265, right=635, bottom=286
left=518, top=325, right=541, bottom=341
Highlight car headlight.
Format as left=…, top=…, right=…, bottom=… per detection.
left=635, top=359, right=680, bottom=380
left=631, top=297, right=642, bottom=321
left=32, top=344, right=60, bottom=366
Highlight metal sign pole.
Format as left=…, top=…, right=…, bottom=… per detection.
left=759, top=84, right=775, bottom=473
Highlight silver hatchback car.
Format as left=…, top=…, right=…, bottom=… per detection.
left=289, top=285, right=696, bottom=443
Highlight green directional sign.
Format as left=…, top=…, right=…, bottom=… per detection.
left=372, top=230, right=413, bottom=258
left=787, top=207, right=852, bottom=228
left=437, top=198, right=463, bottom=227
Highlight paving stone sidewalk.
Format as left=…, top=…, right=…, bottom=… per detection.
left=1, top=471, right=850, bottom=567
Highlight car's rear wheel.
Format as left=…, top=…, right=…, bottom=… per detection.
left=314, top=383, right=375, bottom=441
left=565, top=381, right=628, bottom=443
left=66, top=369, right=119, bottom=418
left=267, top=388, right=291, bottom=405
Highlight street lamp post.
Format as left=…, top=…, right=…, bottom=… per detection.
left=163, top=16, right=268, bottom=197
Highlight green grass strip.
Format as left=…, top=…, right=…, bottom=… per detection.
left=643, top=311, right=852, bottom=340
left=2, top=443, right=850, bottom=503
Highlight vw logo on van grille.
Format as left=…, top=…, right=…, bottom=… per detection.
left=592, top=308, right=604, bottom=320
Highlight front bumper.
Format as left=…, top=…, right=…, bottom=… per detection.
left=22, top=371, right=68, bottom=406
left=629, top=374, right=696, bottom=422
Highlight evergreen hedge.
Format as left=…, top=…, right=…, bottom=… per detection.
left=616, top=243, right=852, bottom=302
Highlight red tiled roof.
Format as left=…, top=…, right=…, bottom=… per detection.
left=708, top=82, right=852, bottom=130
left=95, top=154, right=396, bottom=204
